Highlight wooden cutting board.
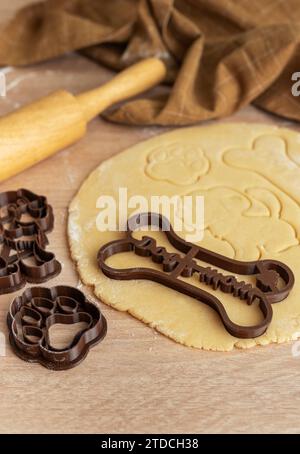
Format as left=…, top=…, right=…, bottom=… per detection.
left=1, top=0, right=300, bottom=435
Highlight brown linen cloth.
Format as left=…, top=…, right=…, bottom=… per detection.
left=0, top=0, right=300, bottom=126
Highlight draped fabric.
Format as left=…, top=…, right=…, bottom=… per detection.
left=1, top=0, right=300, bottom=125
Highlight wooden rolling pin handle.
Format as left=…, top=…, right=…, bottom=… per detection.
left=0, top=58, right=166, bottom=183
left=76, top=58, right=167, bottom=122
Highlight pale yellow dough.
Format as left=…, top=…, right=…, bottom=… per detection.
left=68, top=123, right=300, bottom=351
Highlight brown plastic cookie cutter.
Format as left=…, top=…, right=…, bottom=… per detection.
left=98, top=212, right=294, bottom=339
left=0, top=188, right=61, bottom=294
left=7, top=286, right=107, bottom=370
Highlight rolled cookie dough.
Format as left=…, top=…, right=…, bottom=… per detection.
left=68, top=123, right=300, bottom=351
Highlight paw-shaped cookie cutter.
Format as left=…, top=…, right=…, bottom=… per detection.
left=98, top=212, right=294, bottom=339
left=7, top=286, right=107, bottom=370
left=0, top=188, right=61, bottom=294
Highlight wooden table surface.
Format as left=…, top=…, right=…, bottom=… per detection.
left=1, top=1, right=300, bottom=435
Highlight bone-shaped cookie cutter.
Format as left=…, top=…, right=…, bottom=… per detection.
left=0, top=189, right=61, bottom=293
left=97, top=212, right=294, bottom=339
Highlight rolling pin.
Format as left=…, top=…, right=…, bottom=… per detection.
left=0, top=58, right=166, bottom=182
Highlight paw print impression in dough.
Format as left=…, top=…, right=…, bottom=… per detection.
left=146, top=143, right=209, bottom=185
